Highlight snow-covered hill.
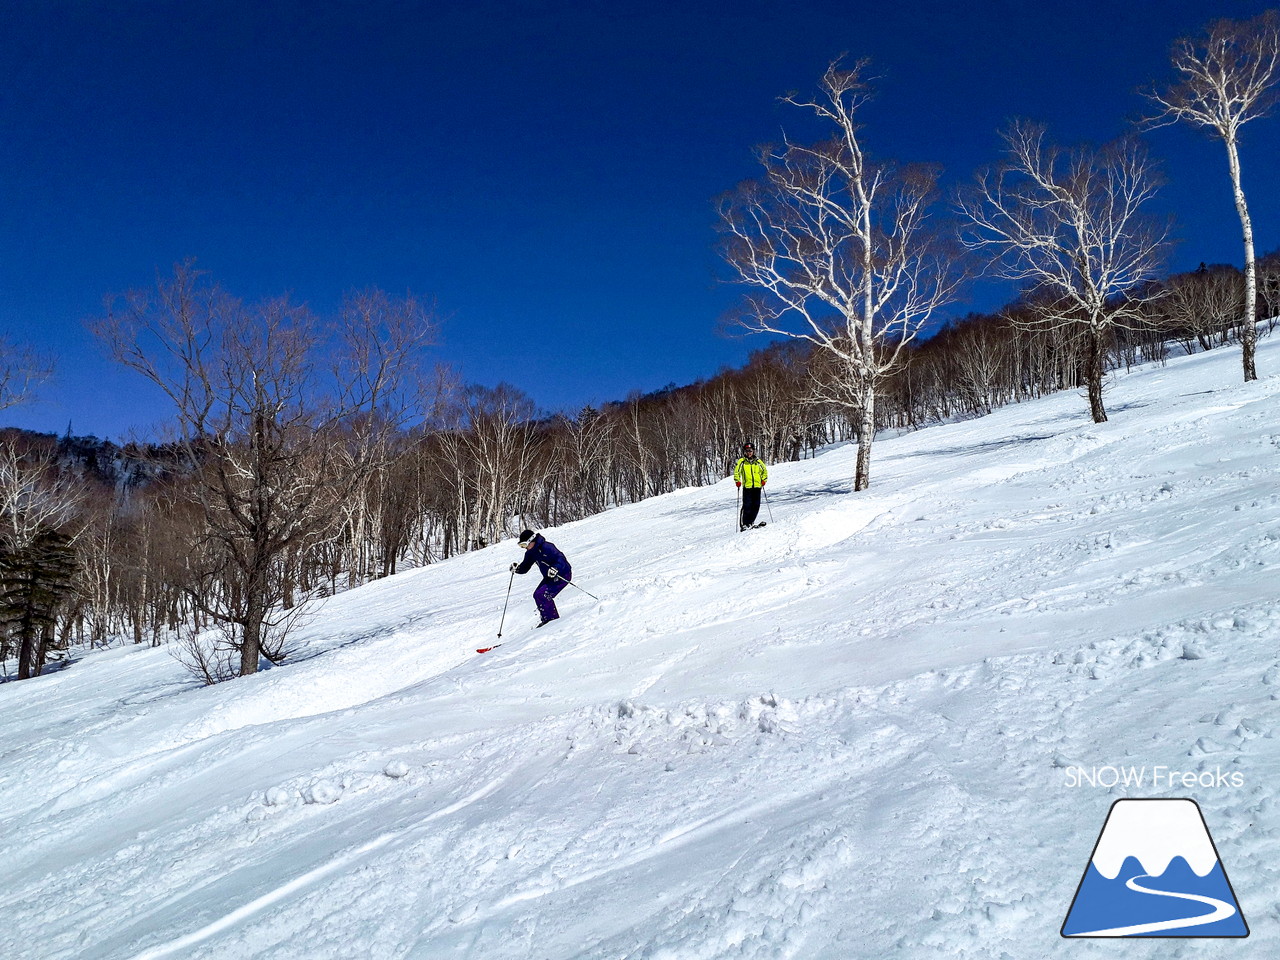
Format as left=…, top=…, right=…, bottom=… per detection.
left=3, top=340, right=1280, bottom=959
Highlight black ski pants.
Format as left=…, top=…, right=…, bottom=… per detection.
left=740, top=486, right=762, bottom=528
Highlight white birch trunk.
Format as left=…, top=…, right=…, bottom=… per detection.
left=1226, top=136, right=1259, bottom=382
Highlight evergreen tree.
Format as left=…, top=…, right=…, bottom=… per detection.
left=0, top=526, right=77, bottom=679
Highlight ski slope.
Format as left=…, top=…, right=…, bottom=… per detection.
left=3, top=338, right=1280, bottom=959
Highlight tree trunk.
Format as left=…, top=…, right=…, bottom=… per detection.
left=282, top=545, right=296, bottom=611
left=1226, top=137, right=1258, bottom=382
left=16, top=606, right=36, bottom=680
left=854, top=382, right=876, bottom=492
left=1087, top=326, right=1108, bottom=424
left=240, top=592, right=264, bottom=676
left=34, top=621, right=53, bottom=676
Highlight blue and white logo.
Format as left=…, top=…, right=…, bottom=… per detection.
left=1062, top=798, right=1248, bottom=938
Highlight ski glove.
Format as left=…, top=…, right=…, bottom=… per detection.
left=548, top=567, right=559, bottom=581
left=509, top=562, right=518, bottom=572
left=735, top=481, right=742, bottom=488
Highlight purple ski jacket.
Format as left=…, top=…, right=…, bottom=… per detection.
left=515, top=533, right=572, bottom=582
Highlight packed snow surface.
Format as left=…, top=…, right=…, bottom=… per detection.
left=4, top=339, right=1280, bottom=959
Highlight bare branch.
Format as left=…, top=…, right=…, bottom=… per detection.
left=718, top=59, right=965, bottom=490
left=958, top=126, right=1169, bottom=422
left=0, top=337, right=53, bottom=412
left=93, top=266, right=435, bottom=679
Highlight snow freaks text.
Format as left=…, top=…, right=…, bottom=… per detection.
left=1064, top=766, right=1245, bottom=789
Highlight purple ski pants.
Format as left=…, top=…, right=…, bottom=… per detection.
left=534, top=577, right=568, bottom=622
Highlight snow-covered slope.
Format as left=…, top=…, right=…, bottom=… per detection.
left=3, top=340, right=1280, bottom=959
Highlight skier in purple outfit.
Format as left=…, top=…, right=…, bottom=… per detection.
left=510, top=529, right=573, bottom=627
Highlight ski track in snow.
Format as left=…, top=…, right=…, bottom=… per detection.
left=3, top=340, right=1280, bottom=958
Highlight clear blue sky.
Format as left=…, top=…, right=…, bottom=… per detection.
left=2, top=0, right=1277, bottom=439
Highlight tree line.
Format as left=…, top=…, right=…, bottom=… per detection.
left=1, top=11, right=1277, bottom=683
left=2, top=249, right=1273, bottom=683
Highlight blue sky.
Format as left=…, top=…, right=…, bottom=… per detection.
left=2, top=0, right=1278, bottom=439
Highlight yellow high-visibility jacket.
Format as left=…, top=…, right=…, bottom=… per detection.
left=733, top=456, right=768, bottom=488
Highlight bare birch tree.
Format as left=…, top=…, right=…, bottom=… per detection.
left=1259, top=250, right=1280, bottom=327
left=435, top=383, right=539, bottom=549
left=945, top=315, right=1018, bottom=416
left=1157, top=264, right=1245, bottom=353
left=1148, top=10, right=1280, bottom=382
left=553, top=407, right=615, bottom=520
left=958, top=123, right=1169, bottom=422
left=718, top=59, right=963, bottom=491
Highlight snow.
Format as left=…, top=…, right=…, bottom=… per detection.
left=4, top=339, right=1280, bottom=958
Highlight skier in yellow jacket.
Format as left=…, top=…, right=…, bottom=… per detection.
left=733, top=441, right=769, bottom=531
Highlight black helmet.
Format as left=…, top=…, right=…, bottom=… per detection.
left=518, top=529, right=536, bottom=545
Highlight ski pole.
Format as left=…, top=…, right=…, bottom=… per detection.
left=497, top=568, right=515, bottom=638
left=735, top=484, right=741, bottom=531
left=561, top=577, right=599, bottom=601
left=763, top=485, right=774, bottom=523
